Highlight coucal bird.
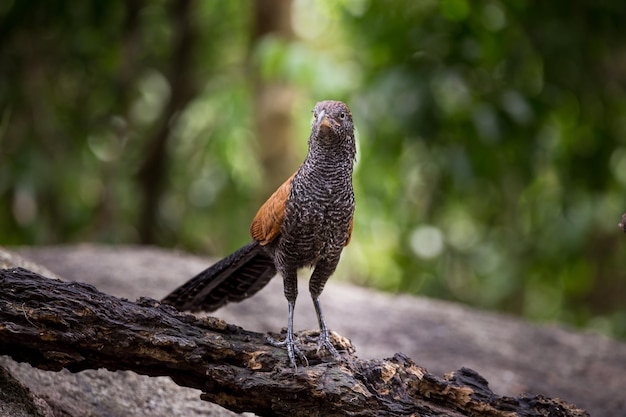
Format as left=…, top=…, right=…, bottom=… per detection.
left=162, top=100, right=356, bottom=368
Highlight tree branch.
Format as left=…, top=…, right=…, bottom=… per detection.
left=0, top=268, right=588, bottom=417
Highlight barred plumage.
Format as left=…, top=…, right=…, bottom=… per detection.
left=162, top=100, right=356, bottom=368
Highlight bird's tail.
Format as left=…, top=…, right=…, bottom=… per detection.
left=162, top=241, right=276, bottom=312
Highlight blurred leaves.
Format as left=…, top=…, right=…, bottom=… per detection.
left=339, top=0, right=626, bottom=337
left=1, top=0, right=626, bottom=338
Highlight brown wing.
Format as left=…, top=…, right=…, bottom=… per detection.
left=345, top=217, right=354, bottom=246
left=250, top=172, right=296, bottom=245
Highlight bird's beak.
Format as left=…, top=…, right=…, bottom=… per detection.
left=316, top=110, right=334, bottom=130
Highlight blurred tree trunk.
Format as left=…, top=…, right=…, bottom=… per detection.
left=137, top=0, right=197, bottom=244
left=91, top=0, right=143, bottom=241
left=252, top=0, right=298, bottom=196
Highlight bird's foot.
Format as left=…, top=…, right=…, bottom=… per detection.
left=304, top=329, right=340, bottom=358
left=266, top=334, right=308, bottom=369
left=318, top=330, right=340, bottom=357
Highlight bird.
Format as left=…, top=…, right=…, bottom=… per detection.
left=162, top=100, right=356, bottom=368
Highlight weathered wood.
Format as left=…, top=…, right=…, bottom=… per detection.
left=0, top=267, right=588, bottom=417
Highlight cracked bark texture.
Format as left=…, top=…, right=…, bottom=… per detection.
left=0, top=267, right=587, bottom=417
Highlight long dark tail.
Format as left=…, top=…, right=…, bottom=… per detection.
left=162, top=241, right=276, bottom=312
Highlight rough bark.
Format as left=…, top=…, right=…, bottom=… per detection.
left=0, top=267, right=587, bottom=417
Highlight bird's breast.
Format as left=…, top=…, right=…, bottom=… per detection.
left=276, top=177, right=354, bottom=267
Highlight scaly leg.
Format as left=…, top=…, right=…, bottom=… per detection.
left=309, top=256, right=340, bottom=357
left=267, top=268, right=307, bottom=369
left=267, top=300, right=308, bottom=369
left=312, top=296, right=339, bottom=357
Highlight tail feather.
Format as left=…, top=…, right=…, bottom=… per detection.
left=162, top=241, right=276, bottom=312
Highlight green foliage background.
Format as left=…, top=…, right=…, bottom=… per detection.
left=1, top=0, right=625, bottom=338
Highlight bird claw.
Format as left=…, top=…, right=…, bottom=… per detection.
left=266, top=335, right=308, bottom=369
left=318, top=334, right=340, bottom=358
left=304, top=330, right=340, bottom=358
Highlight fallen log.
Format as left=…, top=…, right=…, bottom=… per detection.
left=0, top=267, right=587, bottom=416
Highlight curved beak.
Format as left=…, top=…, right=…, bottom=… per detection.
left=316, top=110, right=335, bottom=130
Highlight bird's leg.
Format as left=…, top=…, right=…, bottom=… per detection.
left=312, top=296, right=339, bottom=357
left=308, top=257, right=340, bottom=357
left=266, top=300, right=308, bottom=369
left=266, top=269, right=308, bottom=369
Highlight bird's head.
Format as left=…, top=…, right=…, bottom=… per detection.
left=311, top=100, right=354, bottom=147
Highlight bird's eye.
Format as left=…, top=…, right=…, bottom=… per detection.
left=339, top=112, right=346, bottom=120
